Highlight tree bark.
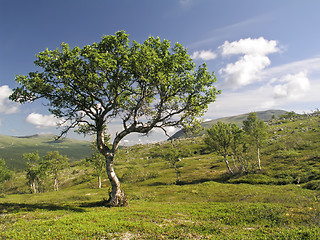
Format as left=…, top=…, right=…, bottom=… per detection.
left=257, top=147, right=261, bottom=170
left=174, top=165, right=181, bottom=184
left=105, top=155, right=127, bottom=206
left=224, top=155, right=233, bottom=174
left=54, top=177, right=59, bottom=191
left=31, top=181, right=37, bottom=193
left=96, top=124, right=127, bottom=206
left=98, top=175, right=101, bottom=189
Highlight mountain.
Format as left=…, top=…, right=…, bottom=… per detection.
left=169, top=109, right=287, bottom=139
left=0, top=134, right=92, bottom=170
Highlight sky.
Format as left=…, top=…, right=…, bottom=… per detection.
left=1, top=0, right=320, bottom=144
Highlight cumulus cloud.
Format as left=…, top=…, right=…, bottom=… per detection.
left=26, top=113, right=63, bottom=128
left=218, top=37, right=280, bottom=88
left=273, top=72, right=310, bottom=100
left=220, top=37, right=279, bottom=56
left=0, top=85, right=19, bottom=114
left=191, top=50, right=217, bottom=61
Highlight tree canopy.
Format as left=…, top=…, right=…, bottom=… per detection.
left=10, top=31, right=220, bottom=206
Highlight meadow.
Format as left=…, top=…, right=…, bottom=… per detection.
left=0, top=111, right=320, bottom=239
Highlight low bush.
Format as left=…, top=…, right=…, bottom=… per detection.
left=303, top=180, right=320, bottom=190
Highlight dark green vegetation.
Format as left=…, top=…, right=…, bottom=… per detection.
left=1, top=111, right=320, bottom=239
left=0, top=134, right=91, bottom=170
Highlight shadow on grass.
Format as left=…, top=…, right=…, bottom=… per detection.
left=176, top=178, right=214, bottom=185
left=147, top=173, right=250, bottom=186
left=148, top=178, right=215, bottom=186
left=79, top=200, right=110, bottom=208
left=0, top=202, right=86, bottom=214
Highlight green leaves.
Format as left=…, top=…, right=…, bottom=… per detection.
left=0, top=159, right=12, bottom=183
left=243, top=112, right=267, bottom=147
left=10, top=31, right=219, bottom=150
left=205, top=122, right=242, bottom=157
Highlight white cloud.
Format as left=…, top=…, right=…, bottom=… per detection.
left=0, top=85, right=19, bottom=114
left=262, top=57, right=320, bottom=78
left=218, top=37, right=280, bottom=88
left=220, top=37, right=279, bottom=56
left=219, top=54, right=271, bottom=87
left=191, top=50, right=217, bottom=61
left=273, top=72, right=310, bottom=99
left=26, top=113, right=62, bottom=128
left=206, top=86, right=275, bottom=119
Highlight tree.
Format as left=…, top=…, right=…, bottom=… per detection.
left=229, top=123, right=245, bottom=172
left=86, top=140, right=109, bottom=189
left=22, top=152, right=42, bottom=193
left=0, top=159, right=12, bottom=183
left=163, top=145, right=183, bottom=184
left=86, top=142, right=106, bottom=189
left=10, top=31, right=219, bottom=206
left=204, top=122, right=243, bottom=174
left=42, top=151, right=69, bottom=191
left=243, top=112, right=267, bottom=170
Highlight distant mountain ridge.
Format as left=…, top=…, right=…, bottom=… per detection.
left=0, top=134, right=92, bottom=170
left=169, top=109, right=287, bottom=139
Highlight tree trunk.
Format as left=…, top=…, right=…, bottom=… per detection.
left=54, top=177, right=59, bottom=191
left=98, top=175, right=102, bottom=189
left=231, top=155, right=238, bottom=172
left=224, top=155, right=233, bottom=174
left=31, top=181, right=37, bottom=193
left=174, top=165, right=181, bottom=184
left=105, top=155, right=127, bottom=207
left=96, top=127, right=127, bottom=207
left=257, top=147, right=261, bottom=170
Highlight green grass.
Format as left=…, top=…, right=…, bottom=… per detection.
left=1, top=183, right=319, bottom=239
left=1, top=112, right=320, bottom=239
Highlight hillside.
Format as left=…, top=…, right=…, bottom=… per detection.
left=0, top=134, right=92, bottom=170
left=1, top=110, right=320, bottom=239
left=170, top=109, right=287, bottom=139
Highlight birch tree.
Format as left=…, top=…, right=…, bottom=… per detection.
left=243, top=112, right=267, bottom=170
left=204, top=122, right=243, bottom=174
left=22, top=152, right=42, bottom=193
left=10, top=31, right=219, bottom=206
left=43, top=151, right=69, bottom=191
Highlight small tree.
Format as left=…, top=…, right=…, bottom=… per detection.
left=86, top=150, right=106, bottom=189
left=243, top=112, right=267, bottom=170
left=43, top=151, right=69, bottom=191
left=163, top=145, right=183, bottom=184
left=22, top=152, right=42, bottom=193
left=229, top=123, right=245, bottom=172
left=0, top=159, right=13, bottom=183
left=204, top=122, right=243, bottom=174
left=10, top=31, right=219, bottom=206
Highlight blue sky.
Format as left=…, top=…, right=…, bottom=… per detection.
left=1, top=0, right=320, bottom=144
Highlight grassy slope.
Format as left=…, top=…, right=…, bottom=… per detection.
left=0, top=134, right=92, bottom=170
left=1, top=113, right=320, bottom=239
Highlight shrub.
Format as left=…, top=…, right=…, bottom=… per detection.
left=228, top=173, right=277, bottom=185
left=303, top=180, right=320, bottom=190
